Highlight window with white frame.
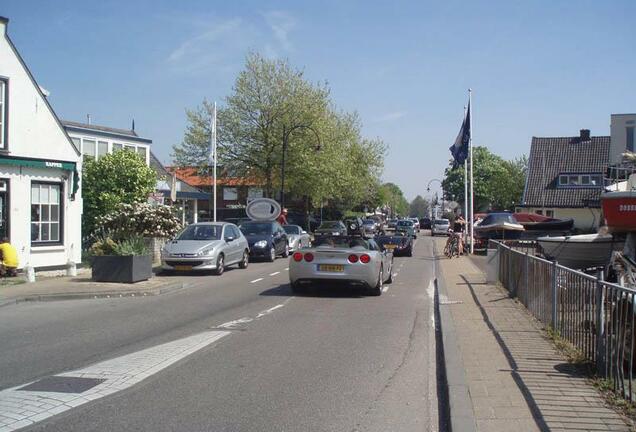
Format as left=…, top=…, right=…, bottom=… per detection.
left=558, top=173, right=603, bottom=188
left=82, top=139, right=96, bottom=161
left=223, top=187, right=238, bottom=201
left=97, top=141, right=108, bottom=158
left=248, top=187, right=263, bottom=199
left=0, top=79, right=6, bottom=149
left=31, top=183, right=62, bottom=244
left=113, top=143, right=123, bottom=152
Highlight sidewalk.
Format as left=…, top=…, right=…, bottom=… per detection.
left=435, top=238, right=633, bottom=432
left=0, top=271, right=185, bottom=308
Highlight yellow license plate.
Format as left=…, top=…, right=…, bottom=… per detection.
left=174, top=265, right=192, bottom=271
left=318, top=264, right=344, bottom=272
left=385, top=244, right=397, bottom=250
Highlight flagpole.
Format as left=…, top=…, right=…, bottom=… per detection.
left=213, top=102, right=217, bottom=222
left=468, top=89, right=474, bottom=254
left=463, top=105, right=468, bottom=247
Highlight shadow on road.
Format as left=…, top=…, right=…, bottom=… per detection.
left=260, top=283, right=367, bottom=299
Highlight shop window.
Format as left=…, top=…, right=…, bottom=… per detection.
left=223, top=187, right=238, bottom=201
left=31, top=183, right=62, bottom=244
left=0, top=79, right=6, bottom=150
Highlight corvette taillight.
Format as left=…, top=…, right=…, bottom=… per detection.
left=304, top=252, right=314, bottom=262
left=348, top=254, right=359, bottom=263
left=293, top=252, right=303, bottom=262
left=360, top=254, right=371, bottom=264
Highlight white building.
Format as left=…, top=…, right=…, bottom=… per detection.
left=62, top=120, right=151, bottom=165
left=610, top=113, right=636, bottom=164
left=0, top=17, right=82, bottom=269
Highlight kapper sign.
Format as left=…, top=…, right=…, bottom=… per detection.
left=246, top=198, right=281, bottom=221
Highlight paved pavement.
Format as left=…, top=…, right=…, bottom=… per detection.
left=434, top=237, right=633, bottom=432
left=0, top=236, right=438, bottom=431
left=0, top=273, right=185, bottom=307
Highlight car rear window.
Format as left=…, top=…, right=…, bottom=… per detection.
left=397, top=220, right=413, bottom=226
left=434, top=220, right=449, bottom=225
left=239, top=222, right=273, bottom=235
left=313, top=237, right=369, bottom=249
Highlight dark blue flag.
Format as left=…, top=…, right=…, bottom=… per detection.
left=449, top=102, right=470, bottom=168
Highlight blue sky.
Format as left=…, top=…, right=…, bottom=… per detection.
left=2, top=0, right=634, bottom=200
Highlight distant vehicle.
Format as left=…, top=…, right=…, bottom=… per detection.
left=362, top=219, right=379, bottom=235
left=419, top=217, right=432, bottom=230
left=409, top=218, right=420, bottom=231
left=239, top=221, right=289, bottom=262
left=161, top=222, right=249, bottom=275
left=431, top=219, right=451, bottom=236
left=343, top=217, right=366, bottom=237
left=387, top=219, right=398, bottom=229
left=283, top=224, right=311, bottom=251
left=289, top=235, right=394, bottom=296
left=315, top=221, right=348, bottom=237
left=396, top=219, right=417, bottom=238
left=375, top=232, right=414, bottom=257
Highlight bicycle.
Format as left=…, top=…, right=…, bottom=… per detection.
left=444, top=231, right=463, bottom=258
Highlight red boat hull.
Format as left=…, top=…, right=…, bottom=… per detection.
left=602, top=192, right=636, bottom=232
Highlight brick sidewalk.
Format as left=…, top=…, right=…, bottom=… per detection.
left=436, top=238, right=632, bottom=431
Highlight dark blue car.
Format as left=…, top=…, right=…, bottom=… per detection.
left=239, top=221, right=289, bottom=262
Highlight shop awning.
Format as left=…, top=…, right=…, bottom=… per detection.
left=0, top=156, right=80, bottom=198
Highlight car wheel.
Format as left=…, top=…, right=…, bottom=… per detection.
left=407, top=248, right=413, bottom=257
left=239, top=250, right=249, bottom=269
left=268, top=247, right=276, bottom=262
left=282, top=244, right=290, bottom=258
left=213, top=254, right=225, bottom=276
left=368, top=266, right=383, bottom=296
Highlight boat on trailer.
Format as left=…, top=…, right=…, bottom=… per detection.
left=537, top=233, right=624, bottom=270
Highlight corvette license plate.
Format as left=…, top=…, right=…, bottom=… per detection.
left=174, top=265, right=192, bottom=271
left=318, top=264, right=344, bottom=272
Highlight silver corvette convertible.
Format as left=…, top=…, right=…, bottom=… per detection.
left=289, top=235, right=393, bottom=296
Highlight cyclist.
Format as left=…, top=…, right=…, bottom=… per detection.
left=445, top=216, right=465, bottom=257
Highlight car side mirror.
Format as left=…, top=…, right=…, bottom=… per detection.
left=225, top=236, right=235, bottom=242
left=301, top=230, right=307, bottom=234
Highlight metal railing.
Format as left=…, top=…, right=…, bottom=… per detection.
left=493, top=240, right=636, bottom=402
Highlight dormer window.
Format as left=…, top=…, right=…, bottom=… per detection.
left=558, top=173, right=602, bottom=188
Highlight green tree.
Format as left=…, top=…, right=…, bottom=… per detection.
left=409, top=195, right=430, bottom=217
left=378, top=182, right=409, bottom=217
left=173, top=52, right=385, bottom=212
left=442, top=147, right=527, bottom=212
left=82, top=150, right=157, bottom=238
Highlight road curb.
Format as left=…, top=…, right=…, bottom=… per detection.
left=0, top=281, right=186, bottom=308
left=433, top=242, right=477, bottom=432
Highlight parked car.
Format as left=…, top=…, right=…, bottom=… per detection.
left=375, top=232, right=414, bottom=257
left=419, top=217, right=432, bottom=230
left=431, top=219, right=451, bottom=236
left=283, top=224, right=311, bottom=251
left=161, top=222, right=249, bottom=275
left=362, top=219, right=379, bottom=235
left=410, top=218, right=420, bottom=231
left=396, top=219, right=417, bottom=238
left=239, top=221, right=289, bottom=261
left=315, top=220, right=348, bottom=237
left=289, top=235, right=393, bottom=296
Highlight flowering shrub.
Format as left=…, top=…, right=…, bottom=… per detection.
left=95, top=202, right=182, bottom=240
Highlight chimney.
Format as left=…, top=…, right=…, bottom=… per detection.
left=0, top=17, right=8, bottom=37
left=86, top=114, right=91, bottom=125
left=580, top=129, right=591, bottom=142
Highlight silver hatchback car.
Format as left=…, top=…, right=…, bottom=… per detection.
left=161, top=222, right=250, bottom=275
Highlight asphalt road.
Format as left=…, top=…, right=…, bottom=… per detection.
left=0, top=235, right=439, bottom=432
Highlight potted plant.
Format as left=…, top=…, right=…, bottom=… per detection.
left=90, top=237, right=152, bottom=283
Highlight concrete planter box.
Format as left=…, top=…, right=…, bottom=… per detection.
left=92, top=255, right=152, bottom=283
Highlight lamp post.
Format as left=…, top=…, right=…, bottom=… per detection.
left=426, top=179, right=444, bottom=219
left=280, top=124, right=321, bottom=209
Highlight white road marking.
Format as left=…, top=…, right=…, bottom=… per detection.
left=250, top=278, right=264, bottom=283
left=216, top=317, right=253, bottom=329
left=269, top=272, right=280, bottom=276
left=428, top=280, right=436, bottom=329
left=0, top=331, right=229, bottom=431
left=256, top=304, right=284, bottom=318
left=284, top=267, right=289, bottom=271
left=382, top=285, right=389, bottom=293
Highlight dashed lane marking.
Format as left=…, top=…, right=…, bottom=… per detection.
left=250, top=278, right=264, bottom=283
left=256, top=304, right=284, bottom=318
left=284, top=267, right=289, bottom=271
left=0, top=331, right=230, bottom=431
left=269, top=272, right=280, bottom=276
left=382, top=286, right=389, bottom=293
left=216, top=317, right=253, bottom=329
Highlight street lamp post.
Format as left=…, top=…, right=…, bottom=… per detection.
left=426, top=179, right=444, bottom=219
left=280, top=124, right=321, bottom=209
